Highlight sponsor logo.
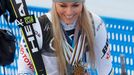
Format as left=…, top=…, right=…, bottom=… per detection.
left=18, top=73, right=32, bottom=75
left=106, top=49, right=111, bottom=60
left=15, top=0, right=38, bottom=53
left=20, top=45, right=34, bottom=71
left=34, top=30, right=41, bottom=37
left=49, top=38, right=55, bottom=51
left=97, top=21, right=104, bottom=31
left=15, top=0, right=26, bottom=16
left=101, top=39, right=109, bottom=59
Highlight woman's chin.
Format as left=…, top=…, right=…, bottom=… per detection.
left=64, top=21, right=74, bottom=25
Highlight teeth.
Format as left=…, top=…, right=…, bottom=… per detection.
left=66, top=15, right=73, bottom=19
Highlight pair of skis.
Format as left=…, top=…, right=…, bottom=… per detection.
left=9, top=0, right=46, bottom=75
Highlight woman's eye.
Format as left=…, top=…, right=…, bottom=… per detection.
left=73, top=4, right=79, bottom=7
left=60, top=5, right=66, bottom=7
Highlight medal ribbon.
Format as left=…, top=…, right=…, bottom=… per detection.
left=62, top=26, right=86, bottom=65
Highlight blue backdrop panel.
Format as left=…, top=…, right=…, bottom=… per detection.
left=0, top=6, right=133, bottom=75
left=102, top=17, right=134, bottom=75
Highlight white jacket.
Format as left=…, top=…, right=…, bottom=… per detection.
left=18, top=12, right=113, bottom=75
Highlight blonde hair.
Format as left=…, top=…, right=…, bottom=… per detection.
left=51, top=3, right=95, bottom=75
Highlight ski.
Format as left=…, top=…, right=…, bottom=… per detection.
left=8, top=0, right=47, bottom=75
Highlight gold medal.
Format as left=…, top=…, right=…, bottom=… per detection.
left=73, top=63, right=84, bottom=75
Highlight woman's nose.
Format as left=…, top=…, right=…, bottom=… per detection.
left=65, top=7, right=74, bottom=15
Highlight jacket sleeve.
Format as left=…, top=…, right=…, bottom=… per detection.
left=92, top=13, right=113, bottom=75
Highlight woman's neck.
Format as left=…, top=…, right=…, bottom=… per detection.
left=60, top=20, right=77, bottom=31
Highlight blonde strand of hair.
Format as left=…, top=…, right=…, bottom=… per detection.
left=79, top=5, right=96, bottom=68
left=51, top=3, right=67, bottom=75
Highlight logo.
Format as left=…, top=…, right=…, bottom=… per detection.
left=20, top=45, right=34, bottom=71
left=18, top=73, right=32, bottom=75
left=15, top=0, right=38, bottom=53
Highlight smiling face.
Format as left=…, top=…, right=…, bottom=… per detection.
left=55, top=2, right=83, bottom=25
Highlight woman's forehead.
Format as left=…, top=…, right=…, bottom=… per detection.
left=53, top=0, right=85, bottom=3
left=56, top=2, right=82, bottom=4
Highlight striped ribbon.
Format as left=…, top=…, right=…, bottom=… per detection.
left=62, top=28, right=86, bottom=65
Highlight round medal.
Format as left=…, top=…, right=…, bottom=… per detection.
left=73, top=64, right=84, bottom=75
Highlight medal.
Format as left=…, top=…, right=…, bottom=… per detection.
left=73, top=63, right=84, bottom=75
left=61, top=24, right=86, bottom=75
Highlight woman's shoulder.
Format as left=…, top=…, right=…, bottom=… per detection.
left=38, top=12, right=52, bottom=31
left=38, top=12, right=51, bottom=23
left=90, top=12, right=104, bottom=30
left=90, top=12, right=107, bottom=36
left=90, top=12, right=108, bottom=58
left=90, top=12, right=113, bottom=75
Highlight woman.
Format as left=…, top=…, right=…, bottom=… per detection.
left=18, top=0, right=113, bottom=75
